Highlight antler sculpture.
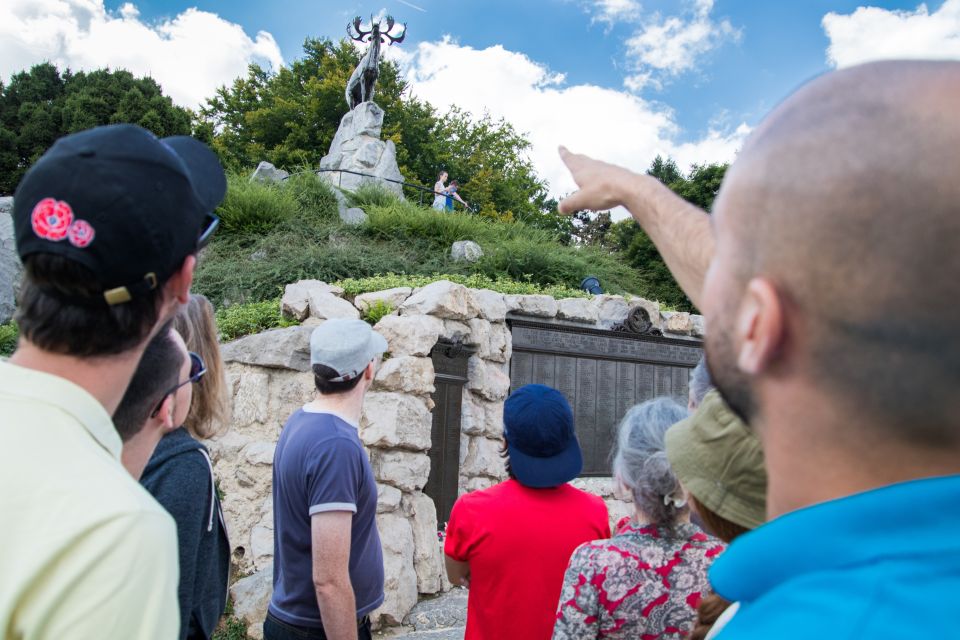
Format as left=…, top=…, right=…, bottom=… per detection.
left=344, top=15, right=408, bottom=109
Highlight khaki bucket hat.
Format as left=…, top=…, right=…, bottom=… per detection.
left=665, top=389, right=767, bottom=529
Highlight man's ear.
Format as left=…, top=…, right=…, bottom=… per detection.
left=154, top=394, right=177, bottom=433
left=364, top=360, right=377, bottom=381
left=736, top=277, right=786, bottom=376
left=163, top=254, right=196, bottom=306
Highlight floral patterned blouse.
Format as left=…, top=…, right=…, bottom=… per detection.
left=553, top=518, right=724, bottom=640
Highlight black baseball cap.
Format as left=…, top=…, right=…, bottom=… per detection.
left=503, top=384, right=583, bottom=488
left=13, top=124, right=226, bottom=305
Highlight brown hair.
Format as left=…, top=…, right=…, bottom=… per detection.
left=687, top=493, right=750, bottom=640
left=112, top=323, right=180, bottom=442
left=16, top=254, right=165, bottom=357
left=172, top=294, right=231, bottom=439
left=313, top=364, right=364, bottom=395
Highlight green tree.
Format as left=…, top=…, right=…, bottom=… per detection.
left=608, top=156, right=729, bottom=311
left=0, top=63, right=192, bottom=194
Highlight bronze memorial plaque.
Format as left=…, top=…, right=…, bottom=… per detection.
left=509, top=320, right=702, bottom=475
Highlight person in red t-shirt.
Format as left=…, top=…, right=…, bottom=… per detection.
left=444, top=384, right=610, bottom=640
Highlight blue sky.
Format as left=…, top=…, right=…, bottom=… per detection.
left=4, top=0, right=959, bottom=198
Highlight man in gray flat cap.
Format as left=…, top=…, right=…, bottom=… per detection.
left=265, top=319, right=387, bottom=640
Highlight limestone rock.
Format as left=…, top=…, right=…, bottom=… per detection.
left=250, top=161, right=288, bottom=183
left=557, top=297, right=600, bottom=323
left=440, top=319, right=472, bottom=342
left=406, top=493, right=444, bottom=594
left=373, top=356, right=435, bottom=395
left=461, top=393, right=504, bottom=438
left=375, top=512, right=418, bottom=625
left=593, top=295, right=630, bottom=329
left=691, top=314, right=706, bottom=338
left=374, top=315, right=444, bottom=357
left=321, top=103, right=404, bottom=199
left=400, top=280, right=480, bottom=320
left=354, top=287, right=412, bottom=313
left=0, top=197, right=20, bottom=325
left=450, top=240, right=483, bottom=263
left=467, top=355, right=510, bottom=402
left=377, top=484, right=402, bottom=514
left=469, top=288, right=507, bottom=322
left=230, top=568, right=273, bottom=640
left=461, top=436, right=505, bottom=479
left=308, top=290, right=360, bottom=320
left=360, top=392, right=432, bottom=451
left=465, top=476, right=498, bottom=492
left=404, top=590, right=468, bottom=631
left=250, top=497, right=274, bottom=570
left=222, top=326, right=313, bottom=372
left=281, top=279, right=344, bottom=321
left=372, top=450, right=431, bottom=493
left=662, top=311, right=693, bottom=335
left=504, top=294, right=558, bottom=318
left=465, top=318, right=491, bottom=351
left=328, top=102, right=384, bottom=151
left=340, top=206, right=367, bottom=226
left=243, top=441, right=276, bottom=466
left=204, top=429, right=252, bottom=465
left=469, top=319, right=510, bottom=363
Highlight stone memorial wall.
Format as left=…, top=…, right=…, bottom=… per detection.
left=209, top=279, right=703, bottom=634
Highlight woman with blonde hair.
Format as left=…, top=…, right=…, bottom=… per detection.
left=141, top=294, right=232, bottom=639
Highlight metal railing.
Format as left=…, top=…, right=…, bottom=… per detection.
left=287, top=167, right=474, bottom=212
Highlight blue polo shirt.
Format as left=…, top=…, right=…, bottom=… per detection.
left=268, top=409, right=384, bottom=627
left=711, top=474, right=960, bottom=638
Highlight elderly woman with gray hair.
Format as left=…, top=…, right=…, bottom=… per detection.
left=553, top=397, right=724, bottom=640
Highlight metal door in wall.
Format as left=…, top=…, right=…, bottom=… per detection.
left=424, top=341, right=472, bottom=525
left=509, top=319, right=702, bottom=476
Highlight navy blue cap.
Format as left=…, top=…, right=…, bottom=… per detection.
left=503, top=384, right=583, bottom=488
left=13, top=124, right=226, bottom=305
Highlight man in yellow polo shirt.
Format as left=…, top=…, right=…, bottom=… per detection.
left=0, top=124, right=226, bottom=639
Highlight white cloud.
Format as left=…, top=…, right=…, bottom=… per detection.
left=400, top=37, right=747, bottom=218
left=823, top=0, right=960, bottom=67
left=624, top=0, right=740, bottom=90
left=0, top=0, right=283, bottom=109
left=588, top=0, right=643, bottom=26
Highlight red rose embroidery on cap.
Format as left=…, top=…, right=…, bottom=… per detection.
left=68, top=219, right=96, bottom=248
left=31, top=198, right=75, bottom=241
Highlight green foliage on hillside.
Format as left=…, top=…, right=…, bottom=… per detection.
left=0, top=322, right=18, bottom=357
left=335, top=273, right=590, bottom=299
left=199, top=38, right=558, bottom=229
left=0, top=63, right=193, bottom=194
left=215, top=299, right=296, bottom=342
left=605, top=156, right=729, bottom=311
left=193, top=176, right=645, bottom=308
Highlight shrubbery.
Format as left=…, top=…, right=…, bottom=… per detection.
left=0, top=322, right=18, bottom=357
left=215, top=174, right=300, bottom=233
left=215, top=299, right=296, bottom=342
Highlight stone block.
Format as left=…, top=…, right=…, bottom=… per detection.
left=233, top=371, right=270, bottom=427
left=662, top=311, right=693, bottom=335
left=374, top=512, right=418, bottom=625
left=557, top=297, right=600, bottom=323
left=400, top=280, right=480, bottom=320
left=460, top=436, right=504, bottom=479
left=469, top=288, right=507, bottom=322
left=467, top=355, right=510, bottom=402
left=377, top=483, right=403, bottom=514
left=440, top=320, right=472, bottom=342
left=451, top=240, right=483, bottom=262
left=308, top=290, right=360, bottom=320
left=504, top=294, right=558, bottom=318
left=372, top=450, right=431, bottom=493
left=242, top=441, right=276, bottom=466
left=461, top=392, right=504, bottom=438
left=0, top=197, right=21, bottom=325
left=406, top=493, right=444, bottom=594
left=222, top=326, right=313, bottom=372
left=354, top=287, right=412, bottom=313
left=692, top=314, right=706, bottom=338
left=374, top=315, right=443, bottom=357
left=360, top=392, right=432, bottom=451
left=593, top=295, right=629, bottom=329
left=250, top=161, right=288, bottom=183
left=229, top=568, right=273, bottom=640
left=340, top=206, right=367, bottom=226
left=373, top=356, right=435, bottom=395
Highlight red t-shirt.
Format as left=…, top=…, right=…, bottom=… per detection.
left=444, top=479, right=610, bottom=640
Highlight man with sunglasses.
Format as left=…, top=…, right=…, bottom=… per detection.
left=0, top=123, right=225, bottom=639
left=115, top=327, right=205, bottom=479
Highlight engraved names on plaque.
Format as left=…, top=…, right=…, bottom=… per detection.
left=509, top=320, right=703, bottom=475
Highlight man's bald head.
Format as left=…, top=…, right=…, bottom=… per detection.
left=713, top=60, right=960, bottom=445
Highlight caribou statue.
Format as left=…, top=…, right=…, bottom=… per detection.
left=345, top=15, right=406, bottom=110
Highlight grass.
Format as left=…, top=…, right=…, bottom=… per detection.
left=193, top=173, right=646, bottom=308
left=0, top=322, right=18, bottom=357
left=215, top=299, right=297, bottom=342
left=334, top=273, right=590, bottom=299
left=211, top=597, right=249, bottom=640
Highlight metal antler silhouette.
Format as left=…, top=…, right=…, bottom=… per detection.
left=344, top=15, right=407, bottom=109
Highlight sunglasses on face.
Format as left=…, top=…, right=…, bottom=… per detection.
left=150, top=352, right=207, bottom=418
left=197, top=212, right=220, bottom=250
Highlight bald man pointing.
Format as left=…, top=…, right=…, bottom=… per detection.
left=559, top=60, right=960, bottom=638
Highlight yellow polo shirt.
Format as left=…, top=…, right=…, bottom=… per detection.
left=0, top=361, right=179, bottom=639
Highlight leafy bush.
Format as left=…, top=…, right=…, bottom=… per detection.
left=334, top=273, right=590, bottom=299
left=0, top=322, right=18, bottom=357
left=362, top=299, right=395, bottom=325
left=216, top=173, right=299, bottom=233
left=283, top=171, right=339, bottom=223
left=215, top=299, right=296, bottom=342
left=348, top=182, right=400, bottom=208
